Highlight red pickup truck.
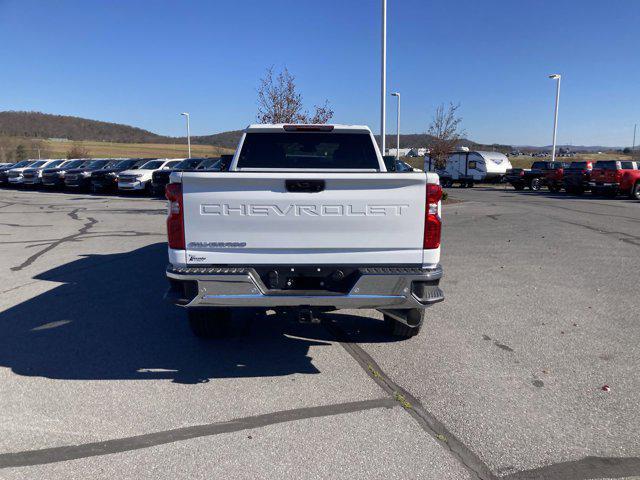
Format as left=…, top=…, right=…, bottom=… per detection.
left=562, top=161, right=593, bottom=194
left=589, top=160, right=640, bottom=199
left=543, top=161, right=571, bottom=192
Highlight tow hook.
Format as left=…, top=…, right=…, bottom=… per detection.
left=297, top=307, right=320, bottom=324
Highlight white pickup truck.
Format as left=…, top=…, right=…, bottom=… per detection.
left=164, top=124, right=444, bottom=338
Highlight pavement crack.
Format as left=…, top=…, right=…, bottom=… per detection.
left=503, top=455, right=640, bottom=480
left=323, top=320, right=497, bottom=480
left=324, top=319, right=640, bottom=480
left=560, top=219, right=640, bottom=247
left=10, top=209, right=98, bottom=271
left=516, top=198, right=640, bottom=223
left=0, top=398, right=396, bottom=469
left=0, top=280, right=40, bottom=295
left=0, top=223, right=53, bottom=228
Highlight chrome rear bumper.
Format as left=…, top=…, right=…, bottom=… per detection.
left=165, top=264, right=444, bottom=311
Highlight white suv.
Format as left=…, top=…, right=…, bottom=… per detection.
left=8, top=159, right=59, bottom=185
left=22, top=159, right=67, bottom=185
left=117, top=159, right=183, bottom=193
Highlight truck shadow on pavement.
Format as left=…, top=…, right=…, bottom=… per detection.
left=0, top=242, right=392, bottom=384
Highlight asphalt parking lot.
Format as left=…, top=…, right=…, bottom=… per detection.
left=0, top=186, right=638, bottom=480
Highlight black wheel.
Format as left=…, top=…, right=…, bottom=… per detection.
left=529, top=178, right=542, bottom=191
left=631, top=182, right=640, bottom=200
left=383, top=309, right=424, bottom=338
left=467, top=181, right=474, bottom=188
left=513, top=184, right=525, bottom=191
left=187, top=308, right=232, bottom=338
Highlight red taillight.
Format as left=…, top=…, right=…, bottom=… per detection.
left=424, top=183, right=442, bottom=249
left=519, top=170, right=524, bottom=177
left=165, top=183, right=185, bottom=250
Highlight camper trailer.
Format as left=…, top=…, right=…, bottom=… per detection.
left=424, top=150, right=512, bottom=187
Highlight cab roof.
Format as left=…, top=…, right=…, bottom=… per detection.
left=245, top=124, right=372, bottom=134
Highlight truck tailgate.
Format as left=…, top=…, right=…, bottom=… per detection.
left=181, top=172, right=426, bottom=265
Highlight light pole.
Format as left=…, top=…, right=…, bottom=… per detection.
left=380, top=0, right=387, bottom=156
left=391, top=92, right=400, bottom=159
left=548, top=74, right=561, bottom=162
left=180, top=112, right=191, bottom=158
left=632, top=123, right=637, bottom=154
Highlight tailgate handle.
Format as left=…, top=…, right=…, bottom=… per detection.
left=285, top=179, right=325, bottom=193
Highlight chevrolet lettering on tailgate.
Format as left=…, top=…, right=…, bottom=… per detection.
left=200, top=203, right=409, bottom=217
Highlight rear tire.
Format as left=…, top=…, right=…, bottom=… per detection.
left=529, top=178, right=542, bottom=191
left=188, top=308, right=232, bottom=338
left=383, top=309, right=424, bottom=338
left=631, top=182, right=640, bottom=200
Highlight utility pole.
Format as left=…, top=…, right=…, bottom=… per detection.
left=632, top=123, right=637, bottom=154
left=391, top=92, right=400, bottom=159
left=548, top=74, right=561, bottom=162
left=380, top=0, right=387, bottom=156
left=180, top=113, right=191, bottom=158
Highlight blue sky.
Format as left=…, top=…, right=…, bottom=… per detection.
left=0, top=0, right=638, bottom=146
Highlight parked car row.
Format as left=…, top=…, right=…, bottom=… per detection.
left=505, top=160, right=640, bottom=199
left=0, top=156, right=230, bottom=195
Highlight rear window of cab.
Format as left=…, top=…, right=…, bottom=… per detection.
left=595, top=161, right=618, bottom=169
left=237, top=132, right=379, bottom=170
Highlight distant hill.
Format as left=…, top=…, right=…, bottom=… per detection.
left=191, top=130, right=244, bottom=149
left=1, top=111, right=626, bottom=153
left=0, top=111, right=173, bottom=144
left=0, top=111, right=512, bottom=152
left=517, top=144, right=623, bottom=152
left=0, top=111, right=247, bottom=149
left=377, top=133, right=512, bottom=154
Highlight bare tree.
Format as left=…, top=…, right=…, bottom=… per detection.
left=15, top=144, right=27, bottom=161
left=307, top=99, right=334, bottom=124
left=257, top=67, right=333, bottom=124
left=66, top=143, right=90, bottom=159
left=427, top=103, right=465, bottom=168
